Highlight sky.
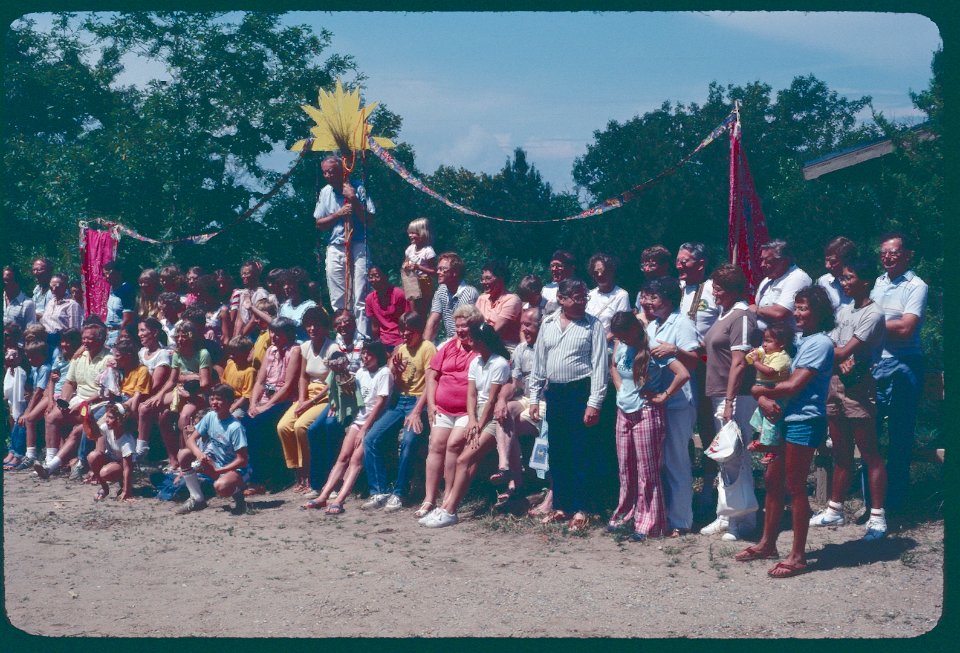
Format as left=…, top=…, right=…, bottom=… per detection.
left=282, top=11, right=941, bottom=193
left=21, top=11, right=944, bottom=195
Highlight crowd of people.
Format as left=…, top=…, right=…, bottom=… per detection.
left=3, top=158, right=930, bottom=578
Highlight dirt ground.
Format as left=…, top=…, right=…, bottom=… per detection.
left=2, top=469, right=943, bottom=639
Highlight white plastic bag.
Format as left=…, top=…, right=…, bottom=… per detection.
left=705, top=418, right=742, bottom=463
left=716, top=455, right=759, bottom=518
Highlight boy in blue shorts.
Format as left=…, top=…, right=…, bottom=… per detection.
left=175, top=384, right=249, bottom=515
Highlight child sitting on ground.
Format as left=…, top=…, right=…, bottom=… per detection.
left=175, top=383, right=249, bottom=515
left=222, top=336, right=255, bottom=418
left=746, top=322, right=793, bottom=464
left=85, top=402, right=136, bottom=501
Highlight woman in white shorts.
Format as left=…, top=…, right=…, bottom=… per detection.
left=416, top=305, right=482, bottom=518
left=421, top=323, right=511, bottom=527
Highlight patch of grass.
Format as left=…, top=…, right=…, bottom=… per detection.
left=900, top=550, right=919, bottom=568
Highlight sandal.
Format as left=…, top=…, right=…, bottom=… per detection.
left=300, top=498, right=327, bottom=510
left=243, top=485, right=266, bottom=497
left=669, top=528, right=690, bottom=538
left=414, top=501, right=435, bottom=518
left=735, top=546, right=779, bottom=562
left=325, top=503, right=345, bottom=515
left=95, top=487, right=109, bottom=502
left=540, top=510, right=568, bottom=525
left=568, top=512, right=590, bottom=532
left=488, top=469, right=509, bottom=485
left=767, top=561, right=807, bottom=578
left=3, top=457, right=22, bottom=470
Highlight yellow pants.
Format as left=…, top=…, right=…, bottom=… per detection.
left=276, top=381, right=328, bottom=469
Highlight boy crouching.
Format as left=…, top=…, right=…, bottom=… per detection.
left=176, top=384, right=249, bottom=515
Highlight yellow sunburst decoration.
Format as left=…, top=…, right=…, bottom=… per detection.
left=291, top=80, right=396, bottom=153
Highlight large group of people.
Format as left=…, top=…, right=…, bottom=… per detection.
left=3, top=158, right=931, bottom=579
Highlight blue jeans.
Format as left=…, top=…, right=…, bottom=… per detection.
left=363, top=395, right=423, bottom=498
left=241, top=402, right=291, bottom=485
left=544, top=379, right=594, bottom=514
left=8, top=422, right=27, bottom=457
left=307, top=406, right=346, bottom=491
left=873, top=354, right=923, bottom=511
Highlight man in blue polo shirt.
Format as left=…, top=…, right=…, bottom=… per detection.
left=870, top=232, right=928, bottom=513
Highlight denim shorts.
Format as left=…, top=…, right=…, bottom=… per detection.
left=784, top=418, right=827, bottom=448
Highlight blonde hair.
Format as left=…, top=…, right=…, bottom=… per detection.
left=452, top=304, right=483, bottom=326
left=407, top=218, right=433, bottom=245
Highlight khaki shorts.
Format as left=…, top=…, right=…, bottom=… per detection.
left=826, top=374, right=876, bottom=420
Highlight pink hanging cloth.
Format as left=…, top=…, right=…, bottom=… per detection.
left=79, top=225, right=119, bottom=320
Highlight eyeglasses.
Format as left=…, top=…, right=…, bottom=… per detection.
left=559, top=294, right=587, bottom=303
left=880, top=249, right=903, bottom=258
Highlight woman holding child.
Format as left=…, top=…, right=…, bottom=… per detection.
left=736, top=285, right=836, bottom=577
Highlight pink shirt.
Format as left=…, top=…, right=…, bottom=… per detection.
left=365, top=286, right=409, bottom=347
left=474, top=292, right=522, bottom=345
left=258, top=344, right=295, bottom=406
left=429, top=338, right=479, bottom=416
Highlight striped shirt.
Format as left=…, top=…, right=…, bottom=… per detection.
left=528, top=310, right=609, bottom=409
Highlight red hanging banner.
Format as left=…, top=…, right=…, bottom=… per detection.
left=79, top=225, right=119, bottom=320
left=728, top=106, right=769, bottom=295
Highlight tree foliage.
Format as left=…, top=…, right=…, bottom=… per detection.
left=2, top=16, right=942, bottom=364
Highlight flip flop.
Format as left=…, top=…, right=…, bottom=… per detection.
left=540, top=510, right=568, bottom=525
left=300, top=498, right=327, bottom=510
left=325, top=503, right=345, bottom=515
left=767, top=561, right=807, bottom=578
left=413, top=502, right=435, bottom=518
left=735, top=546, right=779, bottom=562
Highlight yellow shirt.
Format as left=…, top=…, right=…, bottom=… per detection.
left=251, top=331, right=271, bottom=370
left=120, top=365, right=152, bottom=397
left=65, top=349, right=113, bottom=401
left=223, top=359, right=255, bottom=399
left=395, top=340, right=437, bottom=396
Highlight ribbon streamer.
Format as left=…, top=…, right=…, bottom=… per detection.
left=87, top=138, right=314, bottom=245
left=367, top=112, right=737, bottom=224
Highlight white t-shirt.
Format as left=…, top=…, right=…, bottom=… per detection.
left=817, top=273, right=852, bottom=310
left=300, top=338, right=338, bottom=383
left=467, top=354, right=511, bottom=406
left=100, top=420, right=136, bottom=460
left=354, top=366, right=393, bottom=427
left=404, top=244, right=437, bottom=277
left=586, top=286, right=631, bottom=336
left=139, top=347, right=172, bottom=373
left=678, top=279, right=719, bottom=342
left=755, top=264, right=812, bottom=331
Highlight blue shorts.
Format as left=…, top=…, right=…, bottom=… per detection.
left=784, top=418, right=827, bottom=448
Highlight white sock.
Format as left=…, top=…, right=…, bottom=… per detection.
left=870, top=508, right=886, bottom=521
left=47, top=456, right=62, bottom=472
left=136, top=440, right=149, bottom=456
left=26, top=447, right=37, bottom=459
left=45, top=448, right=57, bottom=464
left=826, top=500, right=843, bottom=513
left=182, top=471, right=204, bottom=502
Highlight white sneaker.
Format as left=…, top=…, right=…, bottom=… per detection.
left=302, top=489, right=320, bottom=500
left=809, top=508, right=845, bottom=527
left=361, top=493, right=389, bottom=510
left=383, top=495, right=403, bottom=513
left=699, top=517, right=729, bottom=536
left=423, top=507, right=458, bottom=528
left=863, top=517, right=888, bottom=541
left=721, top=529, right=739, bottom=542
left=418, top=507, right=442, bottom=526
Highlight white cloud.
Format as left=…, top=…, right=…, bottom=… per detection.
left=701, top=11, right=941, bottom=69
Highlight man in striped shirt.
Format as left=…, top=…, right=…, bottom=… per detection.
left=528, top=279, right=609, bottom=529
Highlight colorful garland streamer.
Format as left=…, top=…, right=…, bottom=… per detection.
left=85, top=138, right=315, bottom=245
left=367, top=112, right=738, bottom=224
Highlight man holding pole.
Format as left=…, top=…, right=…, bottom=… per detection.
left=314, top=155, right=375, bottom=336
